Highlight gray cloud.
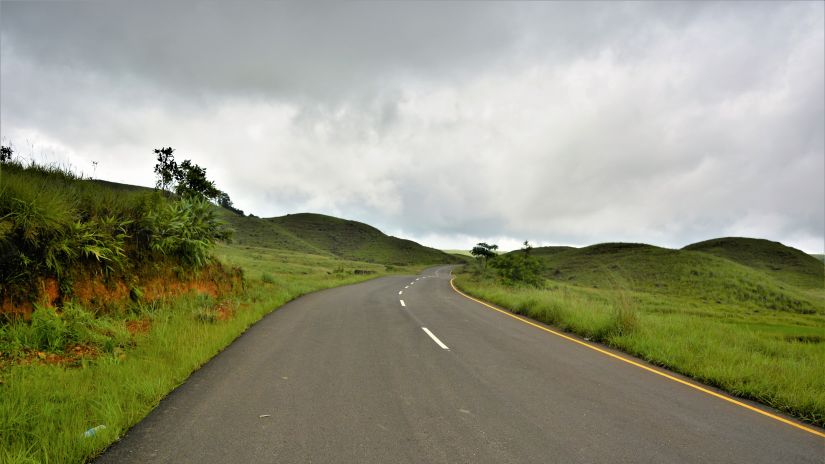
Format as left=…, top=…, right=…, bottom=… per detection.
left=1, top=1, right=823, bottom=252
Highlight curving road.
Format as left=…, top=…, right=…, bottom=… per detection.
left=97, top=266, right=824, bottom=463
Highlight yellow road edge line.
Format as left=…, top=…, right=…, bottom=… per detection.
left=449, top=277, right=825, bottom=439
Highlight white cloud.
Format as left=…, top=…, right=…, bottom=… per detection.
left=1, top=2, right=822, bottom=252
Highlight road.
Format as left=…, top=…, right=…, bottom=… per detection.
left=97, top=266, right=824, bottom=463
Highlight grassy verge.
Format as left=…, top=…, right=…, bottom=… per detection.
left=0, top=245, right=423, bottom=463
left=453, top=271, right=825, bottom=427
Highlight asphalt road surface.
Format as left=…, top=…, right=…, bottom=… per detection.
left=97, top=266, right=825, bottom=463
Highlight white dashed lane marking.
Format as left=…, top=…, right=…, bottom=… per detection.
left=422, top=327, right=449, bottom=350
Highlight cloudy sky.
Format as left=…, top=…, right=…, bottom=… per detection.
left=1, top=2, right=823, bottom=252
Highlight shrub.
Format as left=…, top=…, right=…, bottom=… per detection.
left=491, top=252, right=544, bottom=287
left=29, top=306, right=67, bottom=351
left=143, top=196, right=232, bottom=267
left=0, top=161, right=234, bottom=306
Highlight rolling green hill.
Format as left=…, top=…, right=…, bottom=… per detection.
left=267, top=213, right=458, bottom=265
left=217, top=210, right=457, bottom=265
left=216, top=209, right=333, bottom=255
left=518, top=242, right=823, bottom=314
left=530, top=245, right=577, bottom=256
left=683, top=237, right=824, bottom=288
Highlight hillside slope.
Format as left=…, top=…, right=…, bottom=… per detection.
left=683, top=237, right=824, bottom=288
left=519, top=242, right=823, bottom=314
left=215, top=209, right=456, bottom=265
left=215, top=209, right=333, bottom=256
left=267, top=213, right=458, bottom=265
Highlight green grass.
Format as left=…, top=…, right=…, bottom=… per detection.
left=266, top=213, right=460, bottom=265
left=441, top=249, right=472, bottom=257
left=684, top=237, right=824, bottom=289
left=218, top=210, right=460, bottom=266
left=455, top=239, right=825, bottom=427
left=526, top=242, right=824, bottom=314
left=0, top=245, right=424, bottom=463
left=0, top=161, right=230, bottom=308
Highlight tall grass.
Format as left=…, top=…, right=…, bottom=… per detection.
left=0, top=161, right=231, bottom=307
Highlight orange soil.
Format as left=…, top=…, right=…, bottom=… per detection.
left=9, top=344, right=102, bottom=367
left=1, top=264, right=243, bottom=320
left=126, top=319, right=152, bottom=335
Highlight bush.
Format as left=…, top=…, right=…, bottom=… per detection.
left=490, top=252, right=544, bottom=287
left=0, top=161, right=234, bottom=305
left=143, top=196, right=232, bottom=267
left=29, top=306, right=67, bottom=351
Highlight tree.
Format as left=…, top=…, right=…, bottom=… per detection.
left=153, top=147, right=178, bottom=192
left=174, top=159, right=222, bottom=201
left=471, top=242, right=499, bottom=269
left=490, top=240, right=543, bottom=286
left=0, top=145, right=13, bottom=163
left=217, top=191, right=244, bottom=216
left=152, top=147, right=241, bottom=213
left=522, top=240, right=533, bottom=256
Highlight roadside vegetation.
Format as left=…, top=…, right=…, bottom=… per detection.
left=0, top=149, right=232, bottom=314
left=455, top=239, right=825, bottom=426
left=0, top=149, right=440, bottom=463
left=0, top=245, right=419, bottom=464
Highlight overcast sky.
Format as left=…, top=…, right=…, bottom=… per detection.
left=1, top=2, right=823, bottom=253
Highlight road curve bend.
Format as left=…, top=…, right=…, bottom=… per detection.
left=97, top=266, right=825, bottom=463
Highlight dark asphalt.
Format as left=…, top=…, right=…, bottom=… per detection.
left=97, top=266, right=825, bottom=463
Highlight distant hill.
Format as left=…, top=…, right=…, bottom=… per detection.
left=89, top=179, right=153, bottom=193
left=442, top=249, right=473, bottom=257
left=216, top=209, right=333, bottom=256
left=683, top=237, right=824, bottom=289
left=219, top=210, right=457, bottom=265
left=511, top=241, right=823, bottom=314
left=812, top=254, right=825, bottom=263
left=268, top=213, right=458, bottom=265
left=530, top=245, right=577, bottom=256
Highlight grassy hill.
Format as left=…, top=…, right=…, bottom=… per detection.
left=217, top=209, right=457, bottom=266
left=684, top=237, right=824, bottom=289
left=521, top=242, right=823, bottom=315
left=216, top=209, right=333, bottom=256
left=266, top=213, right=458, bottom=265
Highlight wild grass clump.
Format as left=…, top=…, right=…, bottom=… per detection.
left=0, top=303, right=131, bottom=354
left=0, top=160, right=232, bottom=306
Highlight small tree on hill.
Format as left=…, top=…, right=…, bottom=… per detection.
left=471, top=242, right=498, bottom=269
left=490, top=240, right=544, bottom=287
left=152, top=147, right=238, bottom=210
left=0, top=145, right=13, bottom=163
left=216, top=191, right=244, bottom=216
left=174, top=159, right=222, bottom=201
left=154, top=147, right=178, bottom=192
